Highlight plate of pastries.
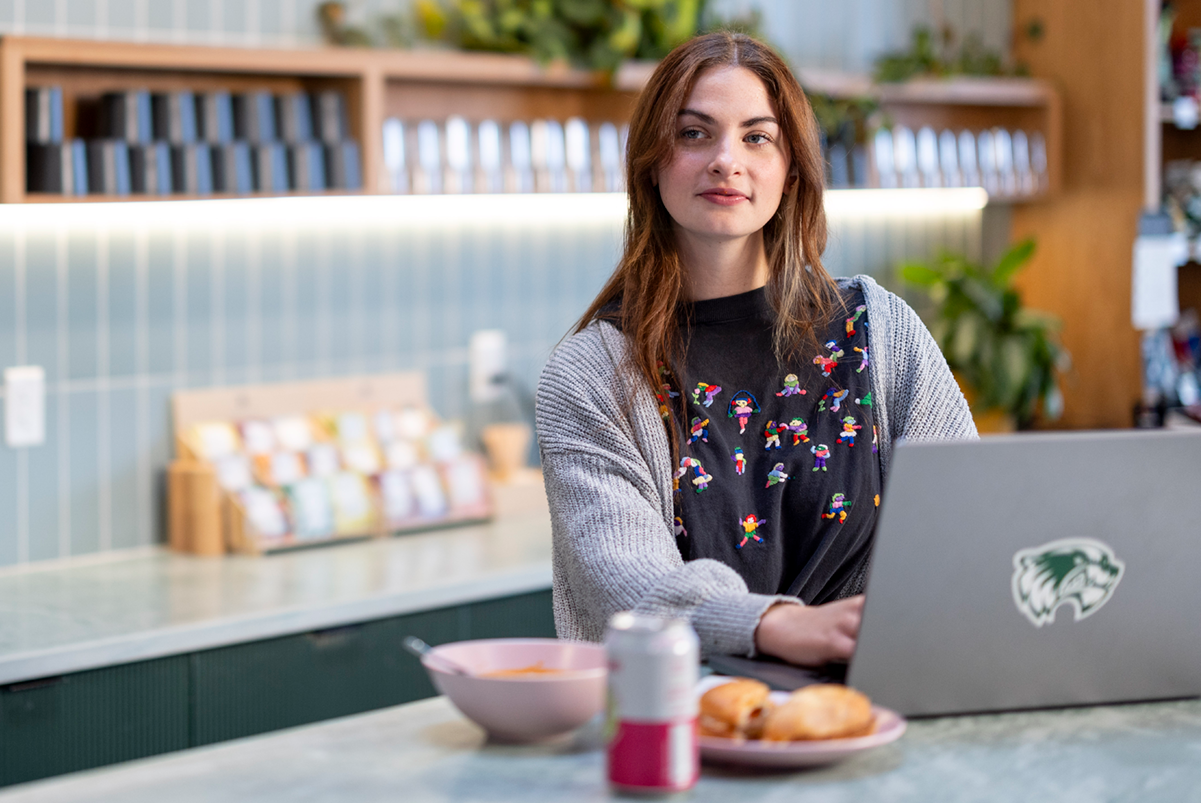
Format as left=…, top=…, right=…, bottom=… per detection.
left=696, top=675, right=906, bottom=767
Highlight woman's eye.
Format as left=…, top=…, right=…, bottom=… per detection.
left=680, top=128, right=705, bottom=140
left=746, top=133, right=771, bottom=145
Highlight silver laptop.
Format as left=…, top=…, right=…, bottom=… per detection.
left=848, top=429, right=1201, bottom=717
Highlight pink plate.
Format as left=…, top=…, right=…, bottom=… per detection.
left=696, top=675, right=907, bottom=768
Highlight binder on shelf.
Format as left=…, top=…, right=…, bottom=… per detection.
left=287, top=141, right=327, bottom=191
left=507, top=120, right=533, bottom=194
left=251, top=142, right=289, bottom=192
left=151, top=91, right=198, bottom=144
left=564, top=117, right=591, bottom=193
left=312, top=90, right=348, bottom=143
left=197, top=91, right=235, bottom=144
left=475, top=119, right=503, bottom=194
left=382, top=118, right=408, bottom=193
left=129, top=142, right=173, bottom=195
left=212, top=142, right=254, bottom=194
left=99, top=90, right=153, bottom=144
left=25, top=86, right=64, bottom=144
left=276, top=93, right=314, bottom=143
left=233, top=91, right=278, bottom=143
left=325, top=141, right=362, bottom=190
left=26, top=140, right=87, bottom=195
left=86, top=139, right=132, bottom=196
left=443, top=115, right=471, bottom=194
left=171, top=143, right=214, bottom=195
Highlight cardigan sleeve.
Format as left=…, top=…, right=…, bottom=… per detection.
left=535, top=327, right=800, bottom=657
left=876, top=283, right=979, bottom=444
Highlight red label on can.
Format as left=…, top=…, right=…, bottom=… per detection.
left=607, top=718, right=699, bottom=792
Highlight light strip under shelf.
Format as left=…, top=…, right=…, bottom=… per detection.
left=1, top=188, right=989, bottom=231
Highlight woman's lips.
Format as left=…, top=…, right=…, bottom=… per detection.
left=699, top=189, right=748, bottom=206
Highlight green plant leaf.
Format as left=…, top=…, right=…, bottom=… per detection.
left=992, top=238, right=1036, bottom=286
left=900, top=262, right=942, bottom=286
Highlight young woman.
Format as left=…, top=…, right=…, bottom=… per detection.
left=535, top=32, right=976, bottom=667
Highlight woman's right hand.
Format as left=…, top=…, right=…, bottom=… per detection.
left=753, top=596, right=865, bottom=667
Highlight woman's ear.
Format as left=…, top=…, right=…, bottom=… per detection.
left=785, top=172, right=798, bottom=193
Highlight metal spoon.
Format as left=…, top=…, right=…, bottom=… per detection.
left=403, top=636, right=472, bottom=676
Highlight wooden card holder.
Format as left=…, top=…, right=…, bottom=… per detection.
left=170, top=372, right=492, bottom=556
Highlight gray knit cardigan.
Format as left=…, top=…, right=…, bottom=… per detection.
left=535, top=275, right=978, bottom=658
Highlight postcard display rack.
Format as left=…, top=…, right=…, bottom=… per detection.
left=170, top=373, right=492, bottom=555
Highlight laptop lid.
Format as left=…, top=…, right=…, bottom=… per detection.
left=848, top=429, right=1201, bottom=717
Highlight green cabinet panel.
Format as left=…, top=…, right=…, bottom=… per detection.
left=190, top=605, right=463, bottom=746
left=0, top=657, right=190, bottom=788
left=464, top=589, right=556, bottom=640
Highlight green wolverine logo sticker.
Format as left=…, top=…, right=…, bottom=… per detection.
left=1011, top=538, right=1125, bottom=628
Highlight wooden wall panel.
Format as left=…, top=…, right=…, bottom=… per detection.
left=1009, top=2, right=1145, bottom=428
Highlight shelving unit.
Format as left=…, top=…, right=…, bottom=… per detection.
left=0, top=35, right=1061, bottom=204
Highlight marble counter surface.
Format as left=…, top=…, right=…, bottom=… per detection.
left=2, top=692, right=1199, bottom=802
left=0, top=480, right=552, bottom=685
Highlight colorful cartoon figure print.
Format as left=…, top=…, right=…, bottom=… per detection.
left=726, top=391, right=761, bottom=435
left=765, top=463, right=789, bottom=489
left=674, top=457, right=712, bottom=493
left=657, top=361, right=680, bottom=399
left=822, top=493, right=851, bottom=524
left=775, top=373, right=805, bottom=397
left=674, top=516, right=688, bottom=538
left=812, top=345, right=841, bottom=377
left=872, top=425, right=879, bottom=454
left=784, top=418, right=809, bottom=446
left=855, top=391, right=873, bottom=407
left=854, top=345, right=869, bottom=374
left=837, top=416, right=862, bottom=447
left=763, top=420, right=785, bottom=450
left=731, top=447, right=746, bottom=475
left=689, top=416, right=710, bottom=444
left=655, top=393, right=670, bottom=422
left=811, top=443, right=831, bottom=472
left=737, top=514, right=766, bottom=549
left=819, top=387, right=850, bottom=413
left=845, top=304, right=866, bottom=338
left=692, top=382, right=722, bottom=408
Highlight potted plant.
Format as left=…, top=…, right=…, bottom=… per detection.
left=901, top=239, right=1069, bottom=431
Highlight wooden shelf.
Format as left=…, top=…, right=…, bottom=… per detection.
left=0, top=35, right=1062, bottom=205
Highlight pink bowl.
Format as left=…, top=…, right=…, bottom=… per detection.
left=422, top=638, right=607, bottom=742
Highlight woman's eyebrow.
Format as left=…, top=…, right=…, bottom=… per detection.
left=678, top=109, right=779, bottom=128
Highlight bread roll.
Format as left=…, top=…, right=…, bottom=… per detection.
left=698, top=679, right=772, bottom=738
left=761, top=684, right=874, bottom=741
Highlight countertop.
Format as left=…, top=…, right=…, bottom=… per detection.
left=0, top=478, right=552, bottom=686
left=1, top=693, right=1199, bottom=802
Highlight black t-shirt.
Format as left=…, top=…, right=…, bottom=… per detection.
left=665, top=286, right=880, bottom=604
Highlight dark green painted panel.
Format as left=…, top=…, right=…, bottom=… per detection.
left=0, top=657, right=190, bottom=788
left=191, top=605, right=462, bottom=746
left=465, top=589, right=556, bottom=640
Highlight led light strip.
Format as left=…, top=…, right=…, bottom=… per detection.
left=1, top=188, right=988, bottom=231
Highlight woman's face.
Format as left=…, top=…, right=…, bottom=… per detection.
left=655, top=65, right=792, bottom=247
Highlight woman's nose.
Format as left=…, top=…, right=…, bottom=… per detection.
left=708, top=136, right=742, bottom=175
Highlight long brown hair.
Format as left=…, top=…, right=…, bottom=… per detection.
left=575, top=32, right=839, bottom=422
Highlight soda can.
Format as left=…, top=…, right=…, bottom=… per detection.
left=604, top=612, right=700, bottom=794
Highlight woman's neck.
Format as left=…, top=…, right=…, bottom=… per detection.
left=677, top=229, right=770, bottom=301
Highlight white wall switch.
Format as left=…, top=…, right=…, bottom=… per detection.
left=469, top=330, right=507, bottom=405
left=5, top=366, right=46, bottom=448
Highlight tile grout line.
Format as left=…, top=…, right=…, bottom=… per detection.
left=211, top=230, right=225, bottom=387
left=55, top=226, right=70, bottom=559
left=134, top=228, right=151, bottom=548
left=14, top=231, right=27, bottom=565
left=173, top=227, right=188, bottom=390
left=96, top=226, right=112, bottom=552
left=282, top=228, right=299, bottom=380
left=247, top=232, right=262, bottom=382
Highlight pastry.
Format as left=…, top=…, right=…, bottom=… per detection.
left=761, top=684, right=874, bottom=741
left=698, top=679, right=774, bottom=739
